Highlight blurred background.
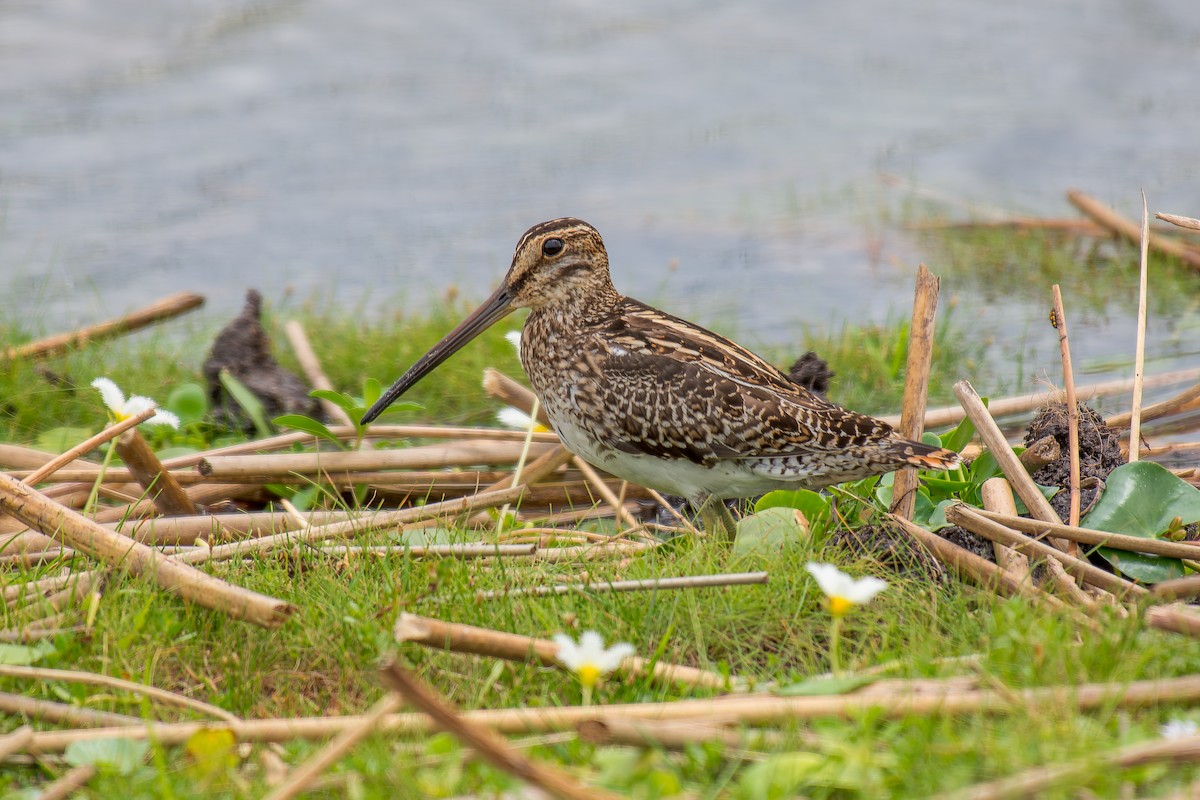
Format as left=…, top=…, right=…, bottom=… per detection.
left=2, top=0, right=1198, bottom=389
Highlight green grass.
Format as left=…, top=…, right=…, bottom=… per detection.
left=1, top=268, right=1198, bottom=797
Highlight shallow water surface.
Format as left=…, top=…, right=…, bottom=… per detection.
left=2, top=0, right=1198, bottom=394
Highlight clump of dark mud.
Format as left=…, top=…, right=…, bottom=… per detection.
left=828, top=520, right=946, bottom=582
left=1025, top=400, right=1125, bottom=520
left=787, top=352, right=833, bottom=397
left=203, top=290, right=322, bottom=431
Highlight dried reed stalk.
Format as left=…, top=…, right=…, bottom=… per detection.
left=378, top=659, right=623, bottom=800
left=483, top=368, right=553, bottom=427
left=36, top=764, right=97, bottom=800
left=22, top=408, right=158, bottom=485
left=478, top=571, right=769, bottom=600
left=263, top=694, right=403, bottom=800
left=393, top=613, right=729, bottom=689
left=1157, top=212, right=1200, bottom=231
left=945, top=505, right=1145, bottom=598
left=0, top=691, right=140, bottom=728
left=1127, top=192, right=1152, bottom=463
left=0, top=291, right=204, bottom=365
left=970, top=508, right=1200, bottom=561
left=880, top=365, right=1200, bottom=431
left=979, top=479, right=1030, bottom=580
left=1050, top=286, right=1081, bottom=532
left=25, top=674, right=1200, bottom=753
left=318, top=543, right=537, bottom=559
left=577, top=717, right=777, bottom=751
left=1145, top=604, right=1200, bottom=638
left=892, top=263, right=940, bottom=521
left=0, top=473, right=295, bottom=627
left=1106, top=381, right=1200, bottom=430
left=175, top=485, right=526, bottom=565
left=933, top=732, right=1200, bottom=800
left=285, top=319, right=353, bottom=427
left=569, top=455, right=640, bottom=530
left=1151, top=574, right=1200, bottom=602
left=197, top=441, right=557, bottom=478
left=0, top=664, right=237, bottom=723
left=115, top=428, right=197, bottom=516
left=952, top=381, right=1067, bottom=549
left=0, top=725, right=33, bottom=760
left=1068, top=189, right=1200, bottom=269
left=887, top=514, right=1060, bottom=609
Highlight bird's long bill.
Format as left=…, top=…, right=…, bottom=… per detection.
left=360, top=284, right=516, bottom=424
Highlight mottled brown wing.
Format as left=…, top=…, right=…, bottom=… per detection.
left=571, top=301, right=895, bottom=464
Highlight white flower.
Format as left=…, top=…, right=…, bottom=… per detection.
left=806, top=562, right=888, bottom=617
left=1161, top=719, right=1198, bottom=740
left=91, top=377, right=180, bottom=429
left=497, top=407, right=550, bottom=433
left=553, top=631, right=635, bottom=688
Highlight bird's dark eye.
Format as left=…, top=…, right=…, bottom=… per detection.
left=542, top=238, right=564, bottom=257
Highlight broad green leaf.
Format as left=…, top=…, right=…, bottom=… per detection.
left=1080, top=461, right=1196, bottom=583
left=939, top=416, right=977, bottom=454
left=272, top=414, right=341, bottom=446
left=36, top=427, right=94, bottom=455
left=311, top=389, right=355, bottom=412
left=753, top=489, right=831, bottom=529
left=363, top=377, right=383, bottom=408
left=218, top=370, right=271, bottom=438
left=736, top=752, right=826, bottom=799
left=0, top=641, right=55, bottom=666
left=166, top=383, right=208, bottom=425
left=777, top=673, right=876, bottom=696
left=734, top=507, right=811, bottom=556
left=65, top=738, right=149, bottom=775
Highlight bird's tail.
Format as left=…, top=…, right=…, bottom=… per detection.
left=894, top=439, right=962, bottom=471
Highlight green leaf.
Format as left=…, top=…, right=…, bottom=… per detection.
left=218, top=370, right=271, bottom=438
left=64, top=738, right=149, bottom=775
left=36, top=427, right=95, bottom=455
left=166, top=383, right=208, bottom=426
left=0, top=641, right=55, bottom=666
left=1080, top=461, right=1197, bottom=583
left=362, top=377, right=383, bottom=408
left=311, top=389, right=355, bottom=413
left=753, top=489, right=832, bottom=532
left=736, top=752, right=826, bottom=799
left=734, top=507, right=812, bottom=556
left=777, top=674, right=876, bottom=696
left=939, top=416, right=977, bottom=454
left=273, top=413, right=342, bottom=446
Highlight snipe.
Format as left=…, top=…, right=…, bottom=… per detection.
left=362, top=218, right=960, bottom=534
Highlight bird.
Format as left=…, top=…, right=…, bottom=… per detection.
left=361, top=218, right=961, bottom=536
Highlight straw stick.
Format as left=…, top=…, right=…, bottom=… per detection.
left=1067, top=189, right=1200, bottom=269
left=0, top=691, right=140, bottom=728
left=570, top=455, right=640, bottom=530
left=892, top=264, right=940, bottom=521
left=1156, top=212, right=1200, bottom=231
left=263, top=694, right=403, bottom=800
left=1145, top=604, right=1200, bottom=638
left=933, top=732, right=1200, bottom=800
left=21, top=408, right=157, bottom=486
left=1050, top=286, right=1081, bottom=532
left=393, top=613, right=729, bottom=689
left=1106, top=381, right=1200, bottom=430
left=1128, top=193, right=1151, bottom=462
left=979, top=479, right=1030, bottom=579
left=114, top=428, right=197, bottom=516
left=25, top=674, right=1200, bottom=753
left=0, top=473, right=295, bottom=627
left=887, top=514, right=1061, bottom=609
left=952, top=381, right=1065, bottom=537
left=174, top=486, right=525, bottom=565
left=319, top=543, right=537, bottom=559
left=0, top=291, right=204, bottom=365
left=197, top=441, right=556, bottom=477
left=477, top=571, right=769, bottom=600
left=378, top=658, right=624, bottom=800
left=945, top=505, right=1145, bottom=598
left=1151, top=574, right=1200, bottom=602
left=0, top=725, right=33, bottom=761
left=879, top=365, right=1200, bottom=431
left=36, top=765, right=97, bottom=800
left=0, top=664, right=238, bottom=723
left=285, top=319, right=353, bottom=427
left=970, top=508, right=1200, bottom=561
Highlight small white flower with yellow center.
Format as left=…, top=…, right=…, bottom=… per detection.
left=806, top=562, right=888, bottom=617
left=91, top=378, right=180, bottom=429
left=1161, top=719, right=1198, bottom=740
left=553, top=631, right=634, bottom=703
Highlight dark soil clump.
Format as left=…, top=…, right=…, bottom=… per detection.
left=828, top=520, right=945, bottom=582
left=1025, top=401, right=1125, bottom=520
left=787, top=352, right=833, bottom=397
left=203, top=290, right=323, bottom=432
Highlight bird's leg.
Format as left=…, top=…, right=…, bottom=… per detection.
left=695, top=494, right=738, bottom=543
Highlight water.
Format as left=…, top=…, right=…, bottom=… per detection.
left=2, top=0, right=1199, bottom=393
